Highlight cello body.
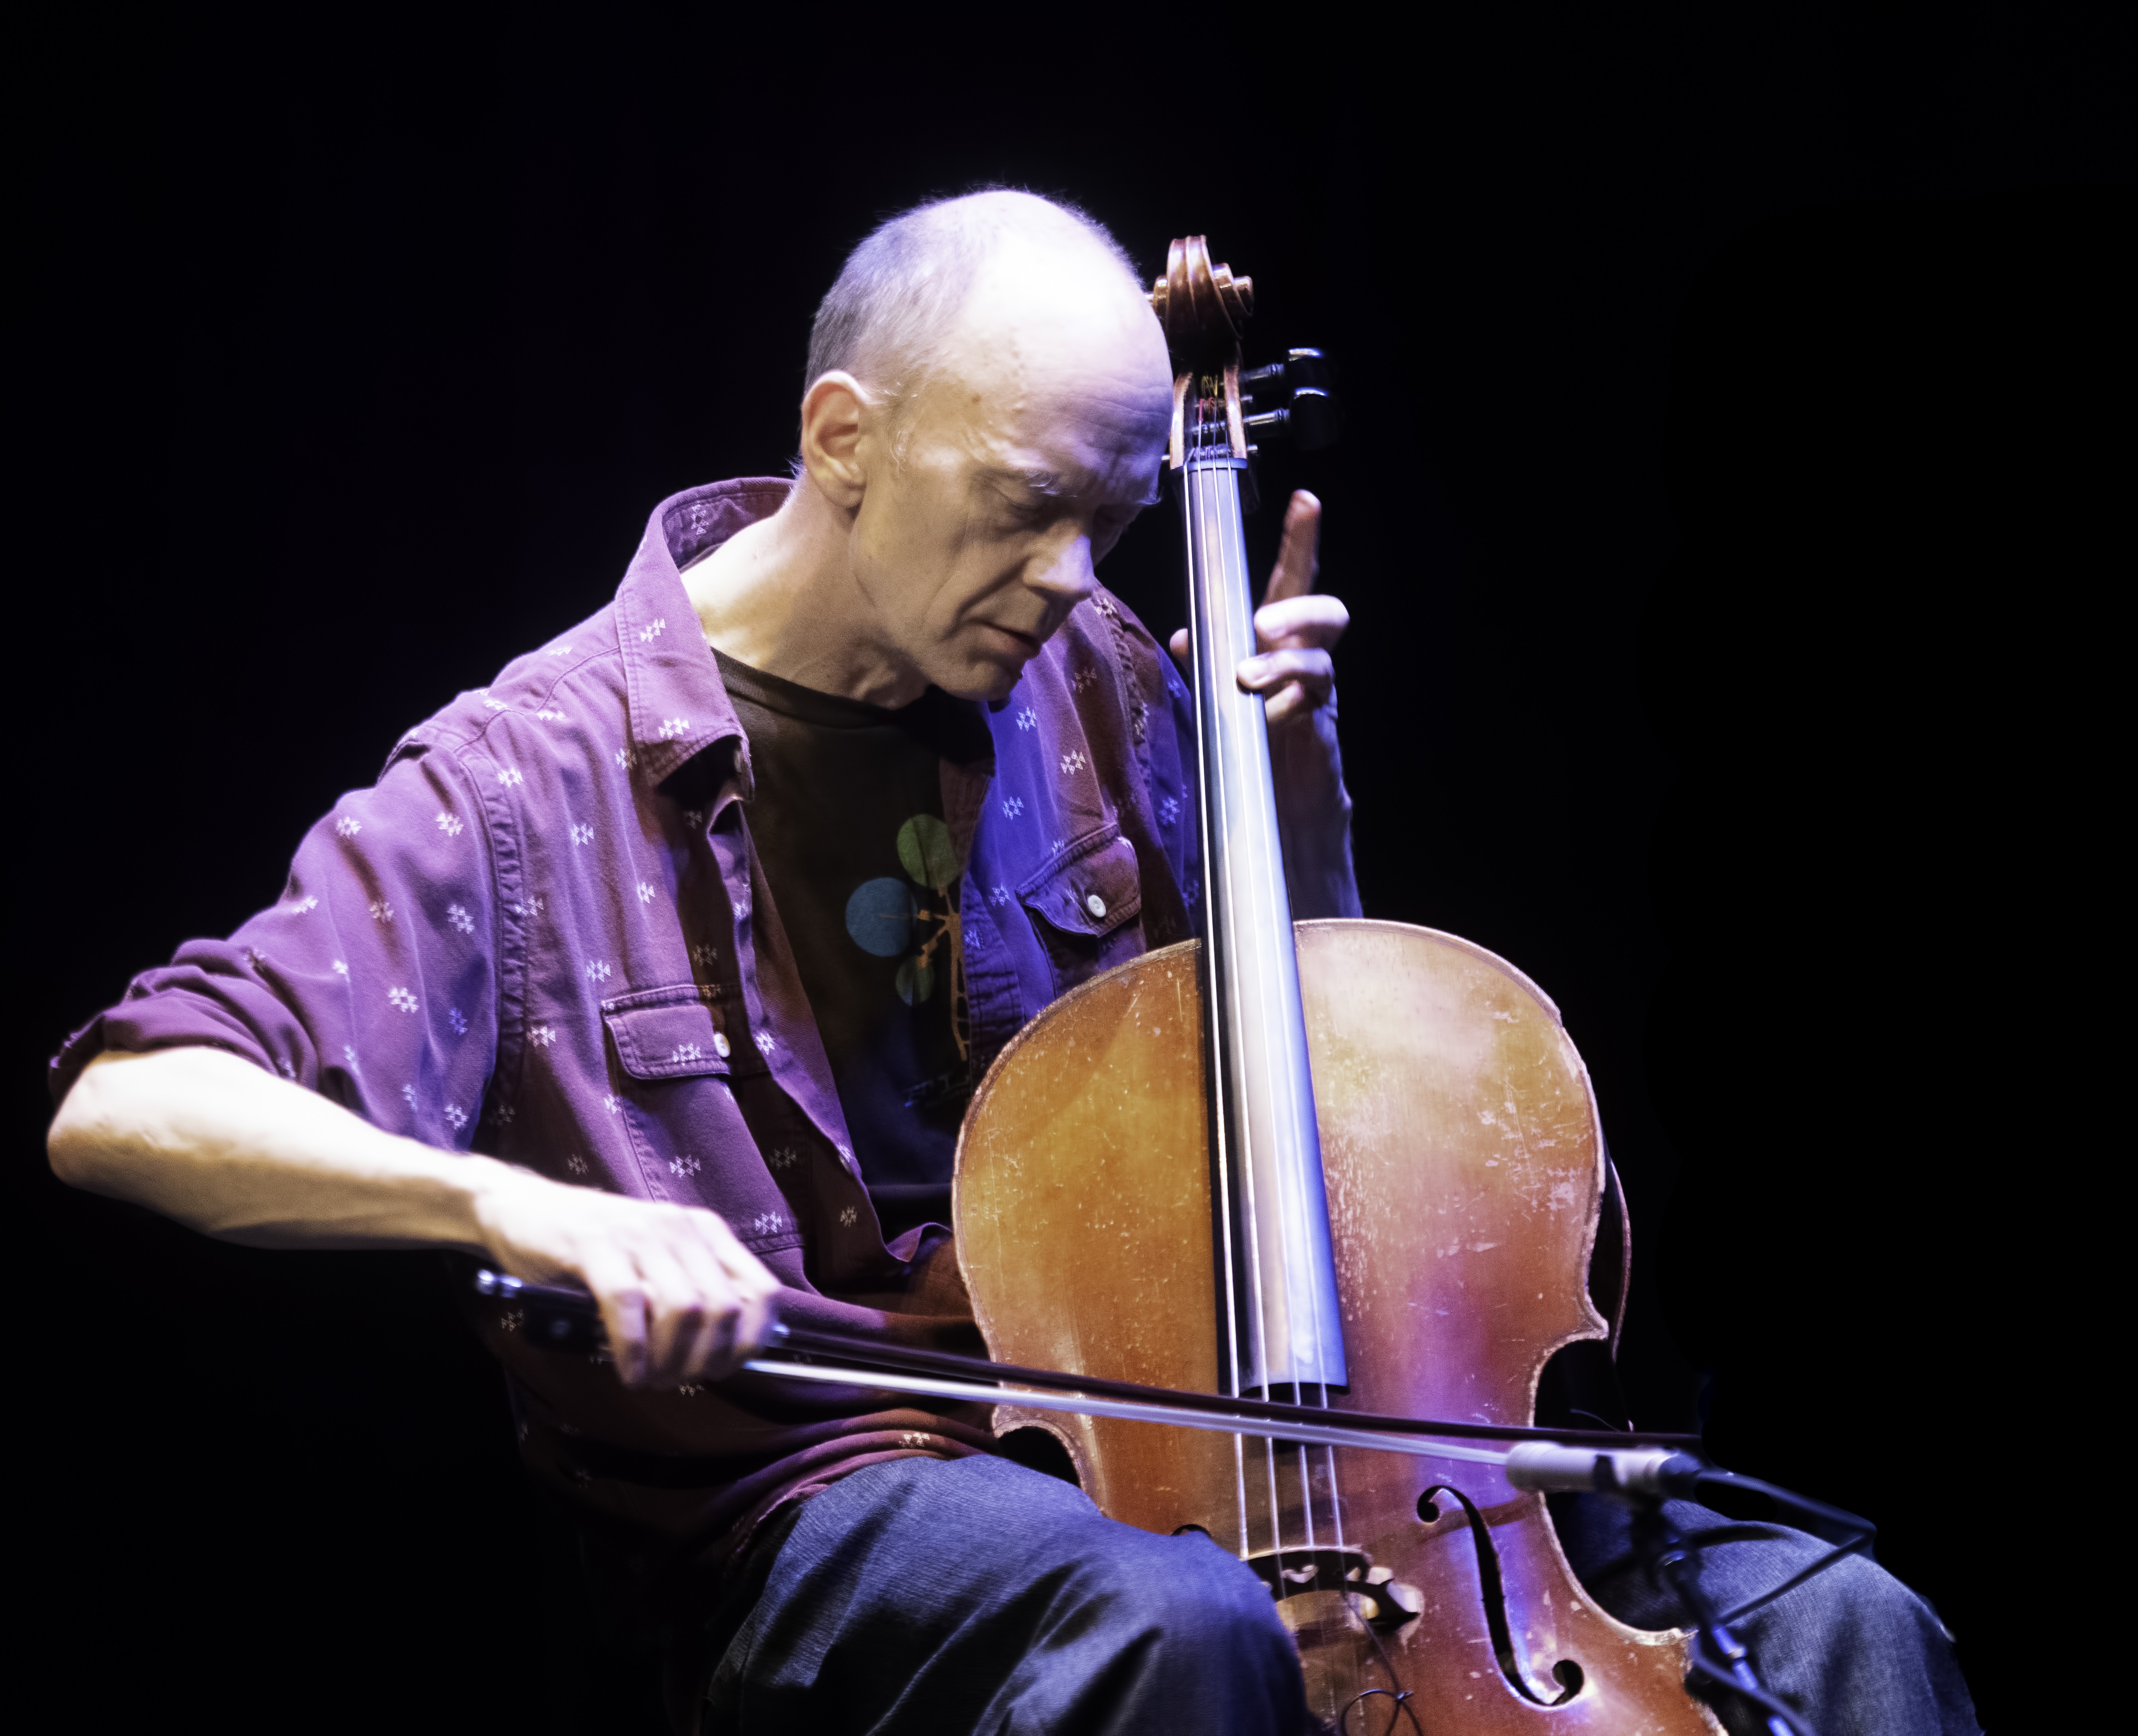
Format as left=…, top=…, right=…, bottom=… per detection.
left=955, top=924, right=1716, bottom=1732
left=955, top=234, right=1715, bottom=1731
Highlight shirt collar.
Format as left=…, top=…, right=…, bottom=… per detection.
left=614, top=477, right=792, bottom=786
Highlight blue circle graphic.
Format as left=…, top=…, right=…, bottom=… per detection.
left=845, top=877, right=916, bottom=957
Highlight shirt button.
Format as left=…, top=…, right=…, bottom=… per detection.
left=712, top=1032, right=731, bottom=1059
left=1084, top=892, right=1107, bottom=919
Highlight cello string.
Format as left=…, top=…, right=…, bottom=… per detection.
left=1220, top=385, right=1349, bottom=1578
left=1219, top=409, right=1332, bottom=1578
left=1207, top=446, right=1306, bottom=1559
left=1183, top=429, right=1255, bottom=1560
left=1192, top=447, right=1285, bottom=1565
left=1212, top=462, right=1287, bottom=1566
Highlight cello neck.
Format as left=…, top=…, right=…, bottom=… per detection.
left=1159, top=238, right=1347, bottom=1395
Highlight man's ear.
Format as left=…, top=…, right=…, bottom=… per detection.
left=798, top=372, right=873, bottom=511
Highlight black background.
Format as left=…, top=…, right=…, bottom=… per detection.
left=17, top=9, right=2127, bottom=1731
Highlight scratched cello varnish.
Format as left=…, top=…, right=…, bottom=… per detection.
left=954, top=923, right=1716, bottom=1733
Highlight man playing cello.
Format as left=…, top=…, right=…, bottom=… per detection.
left=48, top=190, right=1971, bottom=1734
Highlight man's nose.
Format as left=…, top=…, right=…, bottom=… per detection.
left=1029, top=531, right=1098, bottom=611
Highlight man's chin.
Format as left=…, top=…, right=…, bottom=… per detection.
left=941, top=672, right=1021, bottom=706
left=935, top=651, right=1031, bottom=706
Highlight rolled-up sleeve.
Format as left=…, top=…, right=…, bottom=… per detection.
left=51, top=743, right=502, bottom=1150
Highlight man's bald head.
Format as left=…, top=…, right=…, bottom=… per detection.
left=805, top=189, right=1152, bottom=419
left=737, top=191, right=1172, bottom=707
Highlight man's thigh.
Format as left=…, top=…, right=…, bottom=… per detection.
left=705, top=1456, right=1307, bottom=1736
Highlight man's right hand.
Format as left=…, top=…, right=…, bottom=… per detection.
left=472, top=1164, right=781, bottom=1387
left=50, top=1045, right=782, bottom=1389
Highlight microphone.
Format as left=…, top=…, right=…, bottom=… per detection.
left=1504, top=1442, right=1706, bottom=1497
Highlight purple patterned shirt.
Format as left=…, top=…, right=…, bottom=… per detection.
left=52, top=476, right=1356, bottom=1582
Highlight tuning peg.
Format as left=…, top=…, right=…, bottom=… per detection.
left=1239, top=349, right=1341, bottom=452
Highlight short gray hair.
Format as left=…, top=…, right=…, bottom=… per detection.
left=804, top=189, right=1144, bottom=416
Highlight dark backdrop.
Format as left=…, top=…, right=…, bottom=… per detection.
left=18, top=10, right=2126, bottom=1731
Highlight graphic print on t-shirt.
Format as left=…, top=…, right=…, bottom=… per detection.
left=844, top=814, right=962, bottom=1010
left=713, top=648, right=989, bottom=1222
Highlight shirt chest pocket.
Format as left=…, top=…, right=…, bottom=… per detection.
left=1017, top=824, right=1145, bottom=994
left=601, top=989, right=734, bottom=1081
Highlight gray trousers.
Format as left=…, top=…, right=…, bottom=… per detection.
left=701, top=1456, right=1978, bottom=1735
left=1546, top=1491, right=1978, bottom=1736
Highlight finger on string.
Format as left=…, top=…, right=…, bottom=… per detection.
left=1238, top=648, right=1334, bottom=705
left=1168, top=627, right=1190, bottom=671
left=1264, top=683, right=1314, bottom=727
left=1254, top=593, right=1349, bottom=653
left=1261, top=491, right=1322, bottom=605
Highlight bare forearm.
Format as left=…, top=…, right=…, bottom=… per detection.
left=49, top=1045, right=781, bottom=1383
left=47, top=1046, right=511, bottom=1250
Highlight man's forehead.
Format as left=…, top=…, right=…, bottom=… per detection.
left=952, top=249, right=1169, bottom=387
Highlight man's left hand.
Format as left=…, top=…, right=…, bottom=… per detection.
left=1169, top=489, right=1349, bottom=814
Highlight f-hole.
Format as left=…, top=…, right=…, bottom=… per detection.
left=1418, top=1484, right=1585, bottom=1707
left=995, top=1427, right=1082, bottom=1488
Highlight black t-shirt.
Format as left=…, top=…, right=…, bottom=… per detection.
left=717, top=651, right=991, bottom=1241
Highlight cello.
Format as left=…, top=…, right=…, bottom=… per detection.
left=947, top=237, right=1720, bottom=1732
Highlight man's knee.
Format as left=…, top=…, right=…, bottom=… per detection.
left=1088, top=1526, right=1290, bottom=1656
left=1027, top=1523, right=1303, bottom=1730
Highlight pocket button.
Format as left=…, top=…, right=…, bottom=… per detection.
left=1085, top=892, right=1107, bottom=919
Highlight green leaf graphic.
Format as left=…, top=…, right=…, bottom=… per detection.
left=895, top=957, right=935, bottom=1005
left=897, top=814, right=959, bottom=889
